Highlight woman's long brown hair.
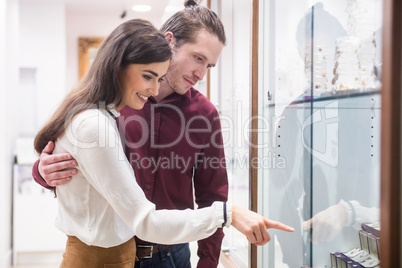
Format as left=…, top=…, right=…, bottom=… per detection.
left=34, top=19, right=171, bottom=155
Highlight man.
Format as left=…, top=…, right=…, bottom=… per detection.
left=33, top=2, right=228, bottom=267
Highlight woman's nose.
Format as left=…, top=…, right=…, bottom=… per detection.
left=148, top=82, right=160, bottom=97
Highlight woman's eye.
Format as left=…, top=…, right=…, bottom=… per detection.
left=158, top=76, right=165, bottom=83
left=143, top=75, right=152, bottom=81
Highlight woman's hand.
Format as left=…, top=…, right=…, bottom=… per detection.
left=231, top=205, right=294, bottom=246
left=303, top=203, right=347, bottom=244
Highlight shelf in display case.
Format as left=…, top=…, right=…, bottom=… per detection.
left=268, top=88, right=381, bottom=109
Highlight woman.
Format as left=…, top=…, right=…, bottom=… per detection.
left=34, top=19, right=293, bottom=267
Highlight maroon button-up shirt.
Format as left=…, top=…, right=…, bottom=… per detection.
left=32, top=88, right=228, bottom=267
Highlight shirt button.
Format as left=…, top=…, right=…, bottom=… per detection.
left=153, top=131, right=157, bottom=135
left=146, top=185, right=151, bottom=190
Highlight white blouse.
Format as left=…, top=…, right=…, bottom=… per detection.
left=53, top=109, right=231, bottom=248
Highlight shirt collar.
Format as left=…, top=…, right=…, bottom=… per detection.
left=149, top=87, right=193, bottom=104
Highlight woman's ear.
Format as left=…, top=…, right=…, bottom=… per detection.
left=164, top=32, right=175, bottom=48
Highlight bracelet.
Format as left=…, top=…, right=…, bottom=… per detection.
left=222, top=202, right=227, bottom=228
left=339, top=199, right=355, bottom=227
left=345, top=200, right=356, bottom=226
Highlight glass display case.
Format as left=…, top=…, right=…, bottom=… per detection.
left=259, top=0, right=383, bottom=267
left=217, top=0, right=253, bottom=266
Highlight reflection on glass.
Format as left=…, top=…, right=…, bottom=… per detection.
left=261, top=0, right=382, bottom=267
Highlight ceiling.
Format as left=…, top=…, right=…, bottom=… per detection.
left=19, top=0, right=206, bottom=26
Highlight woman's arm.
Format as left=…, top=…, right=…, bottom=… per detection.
left=64, top=110, right=293, bottom=245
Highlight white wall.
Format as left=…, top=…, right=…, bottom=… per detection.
left=0, top=0, right=19, bottom=266
left=19, top=3, right=165, bottom=132
left=65, top=11, right=125, bottom=92
left=0, top=2, right=67, bottom=266
left=65, top=11, right=168, bottom=93
left=0, top=1, right=10, bottom=266
left=19, top=2, right=66, bottom=130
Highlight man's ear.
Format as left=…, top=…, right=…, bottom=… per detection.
left=164, top=32, right=175, bottom=48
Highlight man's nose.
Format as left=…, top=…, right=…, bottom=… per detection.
left=193, top=65, right=208, bottom=81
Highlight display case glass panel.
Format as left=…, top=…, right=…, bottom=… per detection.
left=214, top=0, right=253, bottom=266
left=260, top=0, right=382, bottom=267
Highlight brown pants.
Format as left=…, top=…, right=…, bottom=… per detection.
left=60, top=236, right=136, bottom=268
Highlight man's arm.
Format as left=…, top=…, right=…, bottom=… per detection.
left=193, top=112, right=229, bottom=268
left=32, top=141, right=78, bottom=188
